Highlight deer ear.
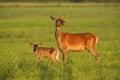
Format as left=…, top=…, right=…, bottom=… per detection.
left=60, top=15, right=65, bottom=20
left=38, top=43, right=42, bottom=47
left=50, top=16, right=56, bottom=21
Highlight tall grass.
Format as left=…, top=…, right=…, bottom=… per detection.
left=0, top=6, right=120, bottom=80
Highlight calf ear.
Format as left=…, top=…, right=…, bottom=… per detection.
left=50, top=16, right=56, bottom=21
left=30, top=42, right=33, bottom=46
left=38, top=43, right=42, bottom=47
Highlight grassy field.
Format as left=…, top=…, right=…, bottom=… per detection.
left=0, top=5, right=120, bottom=80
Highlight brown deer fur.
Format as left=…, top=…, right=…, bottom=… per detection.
left=30, top=43, right=60, bottom=62
left=50, top=16, right=99, bottom=63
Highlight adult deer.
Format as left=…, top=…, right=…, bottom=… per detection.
left=50, top=16, right=99, bottom=63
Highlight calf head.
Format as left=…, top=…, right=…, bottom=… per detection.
left=30, top=42, right=41, bottom=52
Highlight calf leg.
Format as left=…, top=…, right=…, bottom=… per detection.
left=52, top=55, right=56, bottom=62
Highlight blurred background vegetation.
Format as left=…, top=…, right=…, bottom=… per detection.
left=0, top=0, right=119, bottom=3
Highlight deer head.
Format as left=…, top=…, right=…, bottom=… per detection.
left=50, top=16, right=66, bottom=27
left=30, top=42, right=42, bottom=52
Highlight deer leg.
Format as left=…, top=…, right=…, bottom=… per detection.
left=52, top=55, right=56, bottom=62
left=37, top=57, right=42, bottom=63
left=52, top=58, right=56, bottom=62
left=89, top=49, right=99, bottom=61
left=56, top=53, right=60, bottom=62
left=62, top=50, right=67, bottom=63
left=54, top=54, right=58, bottom=62
left=86, top=40, right=99, bottom=61
left=86, top=46, right=99, bottom=61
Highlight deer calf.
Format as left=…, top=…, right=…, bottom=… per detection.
left=30, top=43, right=60, bottom=62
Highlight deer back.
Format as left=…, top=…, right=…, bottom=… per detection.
left=57, top=32, right=97, bottom=51
left=35, top=47, right=56, bottom=57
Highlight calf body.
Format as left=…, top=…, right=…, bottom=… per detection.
left=31, top=43, right=60, bottom=62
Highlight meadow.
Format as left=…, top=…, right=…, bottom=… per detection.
left=0, top=5, right=120, bottom=80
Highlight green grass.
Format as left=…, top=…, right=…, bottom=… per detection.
left=0, top=6, right=120, bottom=80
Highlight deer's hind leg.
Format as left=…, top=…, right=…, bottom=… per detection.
left=88, top=49, right=99, bottom=61
left=85, top=40, right=99, bottom=61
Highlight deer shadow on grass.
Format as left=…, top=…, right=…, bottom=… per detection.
left=37, top=59, right=74, bottom=80
left=37, top=60, right=58, bottom=80
left=60, top=59, right=74, bottom=80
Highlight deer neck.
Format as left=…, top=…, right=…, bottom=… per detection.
left=55, top=26, right=61, bottom=37
left=55, top=24, right=63, bottom=50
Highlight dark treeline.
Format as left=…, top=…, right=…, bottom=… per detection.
left=0, top=0, right=119, bottom=3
